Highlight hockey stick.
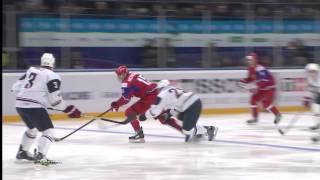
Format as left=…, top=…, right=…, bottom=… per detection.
left=278, top=112, right=305, bottom=135
left=99, top=117, right=132, bottom=124
left=54, top=108, right=112, bottom=142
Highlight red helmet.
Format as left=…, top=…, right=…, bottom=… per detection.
left=115, top=65, right=129, bottom=76
left=246, top=53, right=259, bottom=63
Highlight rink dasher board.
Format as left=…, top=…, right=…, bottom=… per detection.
left=3, top=69, right=306, bottom=121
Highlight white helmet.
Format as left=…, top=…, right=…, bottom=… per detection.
left=305, top=63, right=319, bottom=72
left=157, top=79, right=170, bottom=89
left=41, top=53, right=55, bottom=68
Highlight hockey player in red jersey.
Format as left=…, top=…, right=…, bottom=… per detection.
left=110, top=65, right=158, bottom=143
left=239, top=53, right=282, bottom=124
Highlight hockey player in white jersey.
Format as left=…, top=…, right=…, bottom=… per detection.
left=144, top=80, right=218, bottom=142
left=303, top=63, right=320, bottom=142
left=11, top=53, right=82, bottom=165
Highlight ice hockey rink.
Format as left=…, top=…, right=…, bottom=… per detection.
left=3, top=113, right=320, bottom=180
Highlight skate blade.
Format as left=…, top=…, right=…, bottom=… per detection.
left=14, top=159, right=35, bottom=164
left=208, top=127, right=219, bottom=141
left=247, top=122, right=258, bottom=125
left=129, top=138, right=145, bottom=143
left=34, top=160, right=61, bottom=166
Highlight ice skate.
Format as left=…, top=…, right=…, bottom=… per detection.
left=247, top=118, right=258, bottom=125
left=311, top=135, right=319, bottom=143
left=274, top=114, right=282, bottom=124
left=34, top=152, right=60, bottom=166
left=129, top=127, right=145, bottom=143
left=184, top=134, right=191, bottom=142
left=309, top=123, right=320, bottom=131
left=16, top=145, right=36, bottom=161
left=205, top=126, right=218, bottom=141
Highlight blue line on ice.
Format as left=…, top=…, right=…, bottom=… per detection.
left=6, top=124, right=320, bottom=152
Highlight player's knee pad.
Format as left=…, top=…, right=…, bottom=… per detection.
left=25, top=128, right=38, bottom=139
left=41, top=128, right=54, bottom=142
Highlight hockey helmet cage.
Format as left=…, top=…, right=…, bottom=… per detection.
left=41, top=53, right=55, bottom=68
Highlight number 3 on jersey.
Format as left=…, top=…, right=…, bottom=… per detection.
left=24, top=72, right=37, bottom=88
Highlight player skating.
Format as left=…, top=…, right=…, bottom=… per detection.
left=11, top=53, right=82, bottom=165
left=303, top=63, right=320, bottom=142
left=110, top=65, right=159, bottom=143
left=239, top=53, right=282, bottom=125
left=144, top=80, right=218, bottom=142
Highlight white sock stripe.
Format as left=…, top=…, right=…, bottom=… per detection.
left=251, top=105, right=257, bottom=108
left=68, top=106, right=77, bottom=115
left=43, top=135, right=53, bottom=142
left=25, top=132, right=37, bottom=139
left=266, top=105, right=273, bottom=111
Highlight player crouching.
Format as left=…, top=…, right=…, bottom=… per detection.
left=144, top=80, right=218, bottom=142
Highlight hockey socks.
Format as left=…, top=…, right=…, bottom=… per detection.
left=267, top=105, right=280, bottom=116
left=130, top=119, right=141, bottom=132
left=21, top=129, right=38, bottom=152
left=166, top=118, right=183, bottom=132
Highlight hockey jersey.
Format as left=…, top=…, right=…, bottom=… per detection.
left=146, top=86, right=199, bottom=119
left=11, top=67, right=67, bottom=109
left=242, top=64, right=275, bottom=90
left=306, top=72, right=320, bottom=99
left=115, top=73, right=158, bottom=106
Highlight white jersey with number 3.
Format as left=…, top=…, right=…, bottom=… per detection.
left=147, top=86, right=199, bottom=118
left=11, top=67, right=67, bottom=109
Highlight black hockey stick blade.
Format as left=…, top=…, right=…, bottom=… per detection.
left=99, top=117, right=131, bottom=124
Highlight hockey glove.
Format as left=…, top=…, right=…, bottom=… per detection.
left=110, top=96, right=130, bottom=112
left=63, top=105, right=82, bottom=118
left=111, top=101, right=120, bottom=112
left=303, top=97, right=311, bottom=108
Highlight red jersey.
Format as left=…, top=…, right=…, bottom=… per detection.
left=116, top=73, right=158, bottom=106
left=243, top=64, right=275, bottom=90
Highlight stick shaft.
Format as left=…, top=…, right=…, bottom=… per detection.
left=58, top=119, right=96, bottom=141
left=55, top=108, right=112, bottom=141
left=278, top=112, right=303, bottom=135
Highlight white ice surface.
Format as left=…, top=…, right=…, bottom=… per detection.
left=3, top=113, right=320, bottom=180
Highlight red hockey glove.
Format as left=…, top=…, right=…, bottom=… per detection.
left=63, top=105, right=82, bottom=118
left=249, top=87, right=258, bottom=94
left=303, top=97, right=311, bottom=108
left=110, top=96, right=130, bottom=112
left=110, top=101, right=120, bottom=112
